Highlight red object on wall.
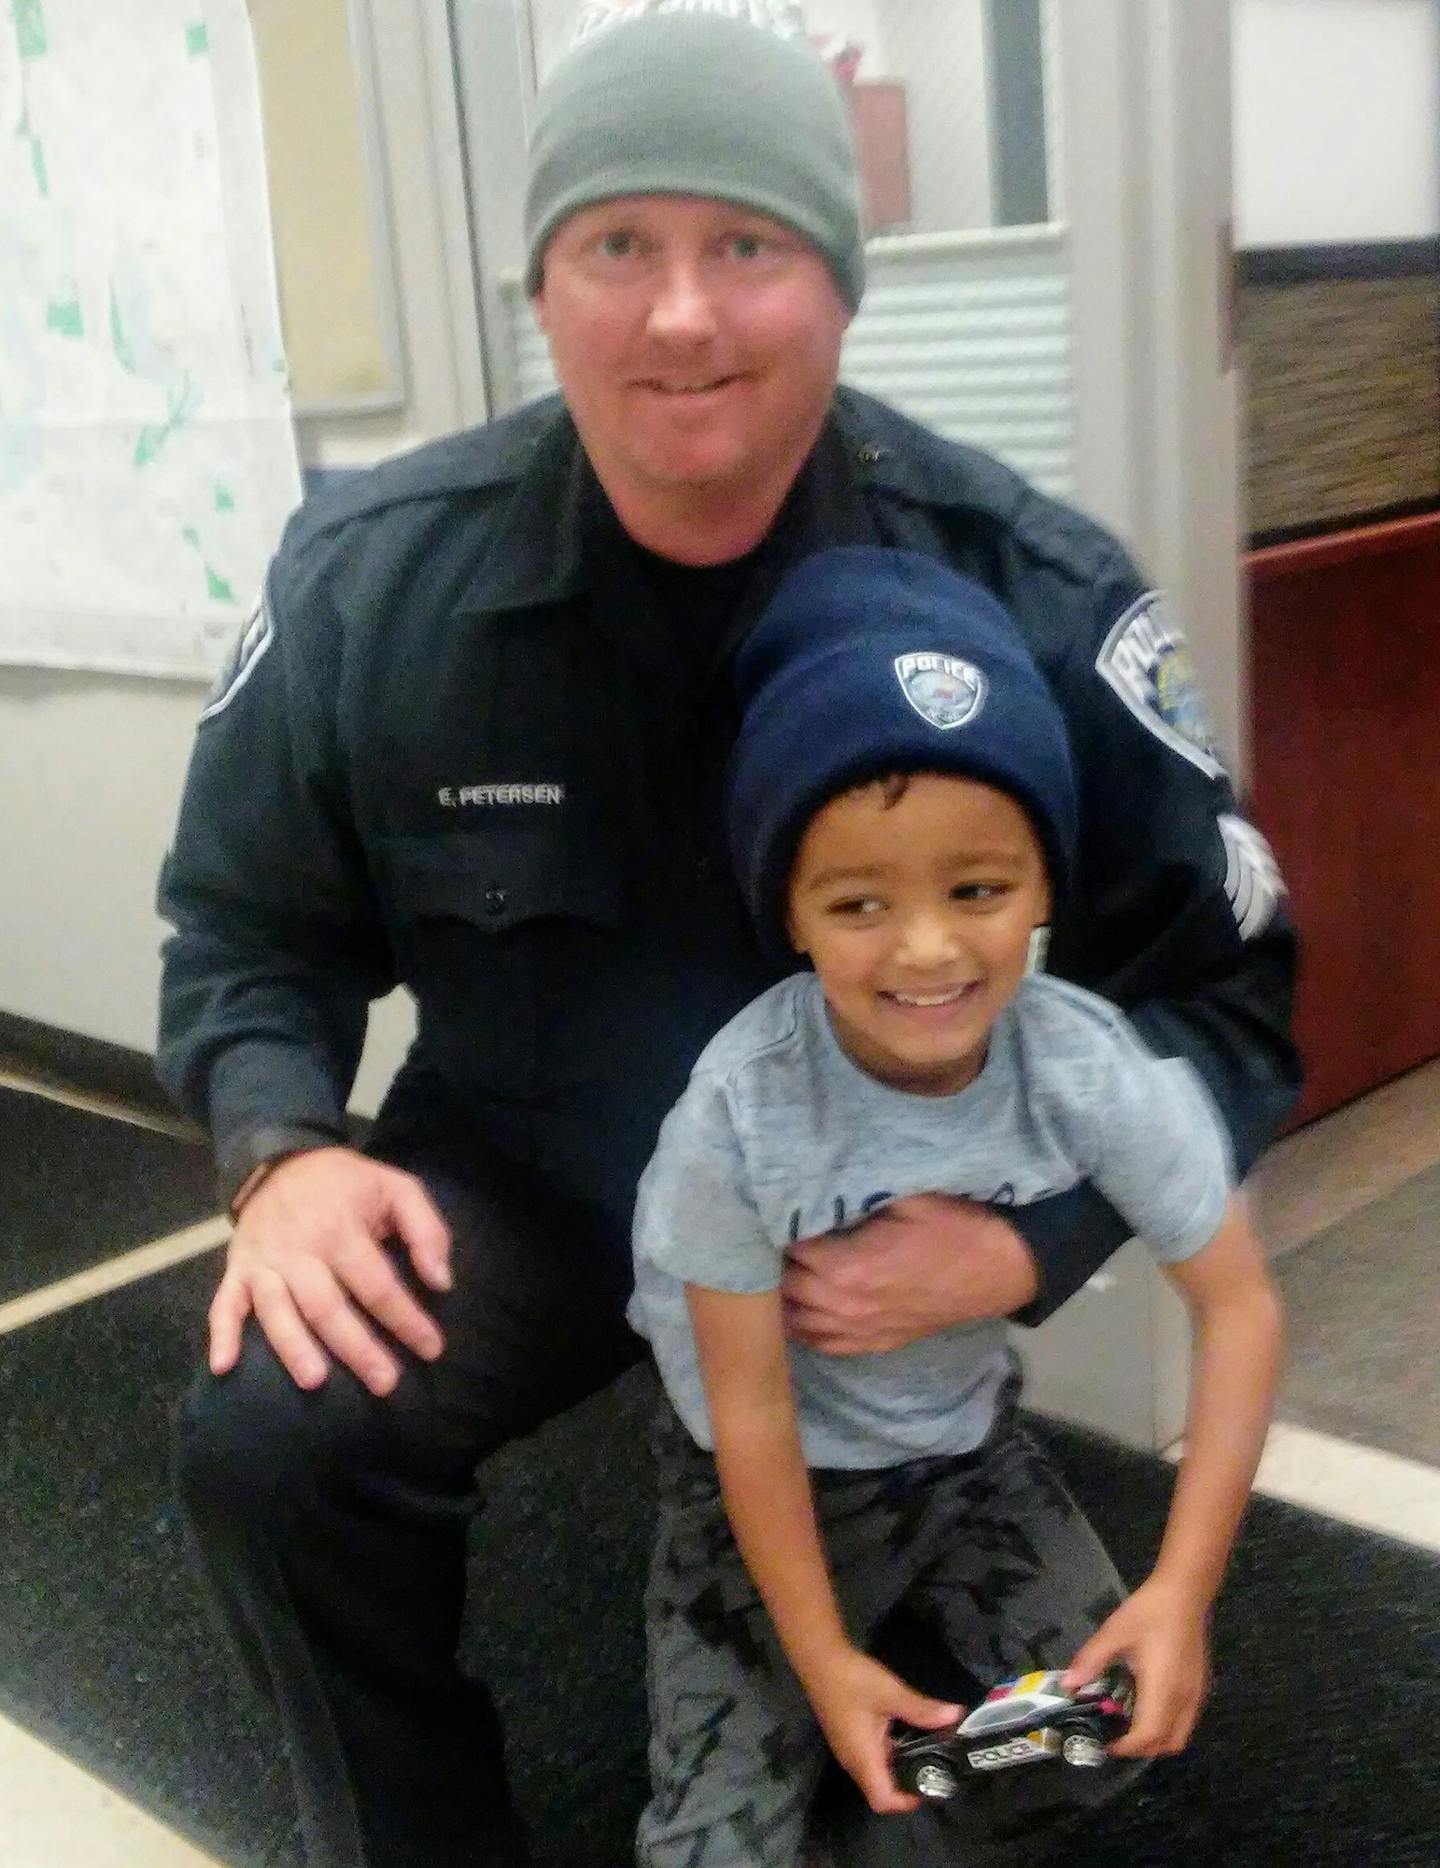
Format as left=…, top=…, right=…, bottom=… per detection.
left=845, top=80, right=911, bottom=234
left=1247, top=511, right=1440, bottom=1127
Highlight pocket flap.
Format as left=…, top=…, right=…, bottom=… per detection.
left=379, top=831, right=622, bottom=933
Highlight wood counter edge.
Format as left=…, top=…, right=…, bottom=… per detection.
left=1247, top=509, right=1440, bottom=580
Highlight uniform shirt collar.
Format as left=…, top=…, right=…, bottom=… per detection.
left=449, top=406, right=589, bottom=616
left=447, top=387, right=940, bottom=623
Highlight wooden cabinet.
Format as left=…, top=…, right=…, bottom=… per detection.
left=1247, top=512, right=1440, bottom=1126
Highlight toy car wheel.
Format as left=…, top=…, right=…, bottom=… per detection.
left=909, top=1758, right=961, bottom=1801
left=1059, top=1730, right=1108, bottom=1769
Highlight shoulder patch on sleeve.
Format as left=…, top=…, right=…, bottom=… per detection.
left=1095, top=591, right=1226, bottom=779
left=200, top=590, right=274, bottom=722
left=1219, top=814, right=1286, bottom=939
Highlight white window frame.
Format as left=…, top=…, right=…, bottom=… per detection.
left=286, top=0, right=488, bottom=466
left=282, top=0, right=408, bottom=420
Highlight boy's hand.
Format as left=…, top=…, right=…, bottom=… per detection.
left=802, top=1647, right=961, bottom=1815
left=1063, top=1580, right=1211, bottom=1758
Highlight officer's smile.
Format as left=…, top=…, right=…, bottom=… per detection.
left=639, top=375, right=744, bottom=395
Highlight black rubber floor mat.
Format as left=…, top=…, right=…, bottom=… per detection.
left=1, top=1265, right=1435, bottom=1868
left=0, top=1084, right=217, bottom=1304
left=0, top=1256, right=300, bottom=1865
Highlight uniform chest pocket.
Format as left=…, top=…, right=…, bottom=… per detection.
left=380, top=830, right=622, bottom=933
left=378, top=830, right=624, bottom=1099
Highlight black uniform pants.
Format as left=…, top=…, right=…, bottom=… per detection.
left=173, top=1158, right=646, bottom=1868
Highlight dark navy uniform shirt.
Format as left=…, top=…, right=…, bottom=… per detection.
left=156, top=388, right=1299, bottom=1319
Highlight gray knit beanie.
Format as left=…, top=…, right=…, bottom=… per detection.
left=524, top=9, right=865, bottom=310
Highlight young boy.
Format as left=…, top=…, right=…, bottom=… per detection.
left=629, top=547, right=1283, bottom=1868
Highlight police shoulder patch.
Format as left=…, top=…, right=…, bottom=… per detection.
left=1095, top=591, right=1225, bottom=779
left=894, top=651, right=986, bottom=730
left=201, top=590, right=274, bottom=722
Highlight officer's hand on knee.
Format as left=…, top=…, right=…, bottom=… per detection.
left=211, top=1147, right=452, bottom=1396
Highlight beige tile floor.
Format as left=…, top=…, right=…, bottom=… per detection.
left=1, top=1059, right=1437, bottom=1864
left=0, top=1716, right=226, bottom=1868
left=1248, top=1054, right=1440, bottom=1261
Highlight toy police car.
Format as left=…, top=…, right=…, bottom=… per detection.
left=892, top=1666, right=1135, bottom=1801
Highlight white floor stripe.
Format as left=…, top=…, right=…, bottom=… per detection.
left=0, top=1069, right=196, bottom=1141
left=1254, top=1422, right=1440, bottom=1554
left=0, top=1711, right=227, bottom=1867
left=0, top=1214, right=228, bottom=1337
left=1166, top=1421, right=1440, bottom=1556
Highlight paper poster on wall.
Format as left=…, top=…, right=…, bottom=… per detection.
left=0, top=0, right=300, bottom=680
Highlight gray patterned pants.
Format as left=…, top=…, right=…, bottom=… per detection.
left=637, top=1396, right=1127, bottom=1868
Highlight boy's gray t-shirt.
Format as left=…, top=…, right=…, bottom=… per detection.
left=629, top=972, right=1231, bottom=1470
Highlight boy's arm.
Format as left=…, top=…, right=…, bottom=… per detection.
left=1064, top=1194, right=1283, bottom=1753
left=686, top=1283, right=958, bottom=1812
left=1148, top=1195, right=1283, bottom=1605
left=686, top=1285, right=846, bottom=1678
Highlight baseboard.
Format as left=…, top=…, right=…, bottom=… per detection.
left=0, top=1011, right=195, bottom=1131
left=0, top=1012, right=373, bottom=1151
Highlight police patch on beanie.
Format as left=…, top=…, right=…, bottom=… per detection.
left=894, top=653, right=987, bottom=730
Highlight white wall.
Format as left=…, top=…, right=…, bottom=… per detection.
left=0, top=667, right=416, bottom=1112
left=0, top=673, right=198, bottom=1055
left=1234, top=0, right=1440, bottom=244
left=875, top=0, right=993, bottom=232
left=804, top=0, right=887, bottom=67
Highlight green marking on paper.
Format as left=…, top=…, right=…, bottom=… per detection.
left=16, top=93, right=48, bottom=196
left=16, top=0, right=48, bottom=59
left=186, top=22, right=209, bottom=56
left=133, top=374, right=198, bottom=467
left=214, top=483, right=235, bottom=512
left=12, top=6, right=49, bottom=196
left=47, top=298, right=83, bottom=338
left=109, top=283, right=137, bottom=373
left=111, top=279, right=202, bottom=464
left=181, top=526, right=236, bottom=604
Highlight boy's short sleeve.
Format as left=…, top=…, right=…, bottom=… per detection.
left=1080, top=1025, right=1233, bottom=1262
left=633, top=1074, right=782, bottom=1294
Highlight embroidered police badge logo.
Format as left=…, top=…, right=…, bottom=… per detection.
left=1095, top=592, right=1225, bottom=778
left=893, top=652, right=987, bottom=730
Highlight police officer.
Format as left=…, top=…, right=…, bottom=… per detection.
left=159, top=12, right=1297, bottom=1866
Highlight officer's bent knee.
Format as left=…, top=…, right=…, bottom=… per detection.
left=174, top=1333, right=370, bottom=1519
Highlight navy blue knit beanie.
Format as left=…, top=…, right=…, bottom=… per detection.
left=726, top=547, right=1078, bottom=957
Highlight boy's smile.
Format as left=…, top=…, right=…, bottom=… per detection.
left=786, top=774, right=1052, bottom=1097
